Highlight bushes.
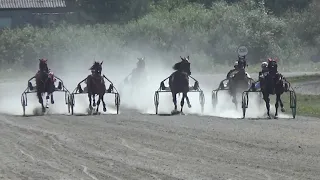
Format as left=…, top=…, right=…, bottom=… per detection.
left=0, top=0, right=319, bottom=72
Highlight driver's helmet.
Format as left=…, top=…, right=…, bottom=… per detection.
left=261, top=61, right=268, bottom=70
left=234, top=61, right=239, bottom=68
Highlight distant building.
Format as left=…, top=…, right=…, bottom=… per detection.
left=0, top=0, right=78, bottom=29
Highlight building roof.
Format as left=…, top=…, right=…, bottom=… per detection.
left=0, top=0, right=66, bottom=9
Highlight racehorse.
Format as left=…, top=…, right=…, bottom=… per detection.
left=35, top=58, right=56, bottom=112
left=259, top=59, right=287, bottom=118
left=86, top=61, right=107, bottom=114
left=169, top=56, right=192, bottom=114
left=228, top=58, right=251, bottom=108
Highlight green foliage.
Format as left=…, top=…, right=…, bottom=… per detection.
left=0, top=0, right=320, bottom=72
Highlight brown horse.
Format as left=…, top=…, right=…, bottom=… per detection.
left=86, top=61, right=107, bottom=114
left=259, top=59, right=287, bottom=118
left=168, top=56, right=192, bottom=114
left=35, top=59, right=56, bottom=112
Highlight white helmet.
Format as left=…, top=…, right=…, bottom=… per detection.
left=261, top=61, right=268, bottom=69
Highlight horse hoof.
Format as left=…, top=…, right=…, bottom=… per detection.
left=267, top=116, right=271, bottom=119
left=93, top=103, right=96, bottom=107
left=51, top=100, right=54, bottom=104
left=103, top=108, right=107, bottom=112
left=274, top=116, right=278, bottom=119
left=171, top=110, right=179, bottom=115
left=188, top=104, right=192, bottom=108
left=281, top=108, right=285, bottom=112
left=180, top=112, right=185, bottom=115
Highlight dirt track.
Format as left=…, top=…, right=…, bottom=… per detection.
left=1, top=72, right=320, bottom=180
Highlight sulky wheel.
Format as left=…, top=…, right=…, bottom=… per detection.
left=290, top=91, right=297, bottom=119
left=199, top=91, right=205, bottom=113
left=21, top=93, right=27, bottom=116
left=70, top=94, right=75, bottom=115
left=241, top=91, right=249, bottom=118
left=154, top=91, right=160, bottom=114
left=211, top=90, right=218, bottom=110
left=115, top=93, right=120, bottom=114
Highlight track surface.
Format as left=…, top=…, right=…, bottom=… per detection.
left=1, top=72, right=320, bottom=180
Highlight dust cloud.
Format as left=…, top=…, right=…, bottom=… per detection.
left=0, top=49, right=289, bottom=119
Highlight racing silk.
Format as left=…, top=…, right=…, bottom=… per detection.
left=227, top=69, right=251, bottom=79
left=226, top=69, right=237, bottom=79
left=36, top=69, right=56, bottom=82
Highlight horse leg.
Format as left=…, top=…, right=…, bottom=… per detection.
left=185, top=94, right=192, bottom=108
left=275, top=93, right=280, bottom=118
left=263, top=92, right=271, bottom=118
left=37, top=92, right=45, bottom=112
left=96, top=94, right=101, bottom=114
left=279, top=96, right=285, bottom=112
left=101, top=94, right=107, bottom=112
left=180, top=93, right=186, bottom=114
left=50, top=93, right=54, bottom=104
left=93, top=94, right=96, bottom=107
left=172, top=92, right=178, bottom=113
left=45, top=93, right=50, bottom=108
left=88, top=93, right=93, bottom=111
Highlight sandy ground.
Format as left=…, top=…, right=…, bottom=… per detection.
left=0, top=72, right=319, bottom=180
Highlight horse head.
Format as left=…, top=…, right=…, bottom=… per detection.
left=137, top=57, right=146, bottom=70
left=267, top=58, right=278, bottom=75
left=90, top=61, right=103, bottom=76
left=173, top=56, right=191, bottom=76
left=237, top=58, right=247, bottom=70
left=39, top=58, right=49, bottom=73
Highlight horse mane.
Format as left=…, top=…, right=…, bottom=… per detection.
left=173, top=62, right=181, bottom=71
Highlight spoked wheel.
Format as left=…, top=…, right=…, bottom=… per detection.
left=211, top=90, right=218, bottom=109
left=242, top=91, right=248, bottom=118
left=290, top=90, right=297, bottom=119
left=115, top=93, right=120, bottom=114
left=199, top=90, right=205, bottom=113
left=154, top=91, right=159, bottom=114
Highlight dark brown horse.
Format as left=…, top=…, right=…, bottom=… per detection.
left=169, top=56, right=192, bottom=114
left=35, top=58, right=56, bottom=112
left=86, top=61, right=107, bottom=114
left=260, top=58, right=287, bottom=118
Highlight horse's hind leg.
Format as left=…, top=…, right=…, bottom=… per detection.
left=37, top=92, right=45, bottom=112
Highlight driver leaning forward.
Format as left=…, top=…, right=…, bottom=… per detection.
left=252, top=61, right=269, bottom=90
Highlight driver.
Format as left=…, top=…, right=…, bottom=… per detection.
left=226, top=61, right=239, bottom=79
left=253, top=61, right=270, bottom=90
